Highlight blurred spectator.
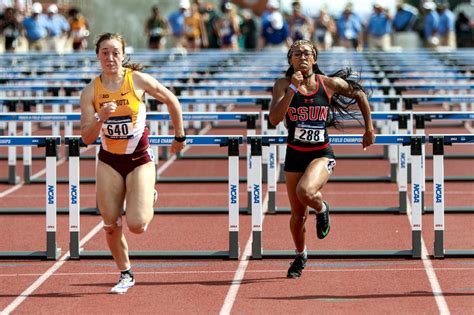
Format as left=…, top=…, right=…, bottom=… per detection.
left=455, top=12, right=473, bottom=47
left=144, top=5, right=169, bottom=50
left=168, top=0, right=189, bottom=49
left=45, top=4, right=69, bottom=53
left=22, top=2, right=48, bottom=51
left=392, top=0, right=418, bottom=32
left=313, top=6, right=336, bottom=51
left=239, top=9, right=257, bottom=50
left=422, top=1, right=439, bottom=48
left=217, top=2, right=239, bottom=50
left=437, top=2, right=456, bottom=48
left=336, top=2, right=363, bottom=50
left=288, top=1, right=313, bottom=42
left=184, top=2, right=207, bottom=50
left=367, top=1, right=392, bottom=50
left=258, top=0, right=290, bottom=50
left=0, top=6, right=22, bottom=51
left=67, top=7, right=89, bottom=51
left=201, top=2, right=220, bottom=49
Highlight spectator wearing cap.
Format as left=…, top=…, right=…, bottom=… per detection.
left=45, top=4, right=69, bottom=53
left=367, top=2, right=392, bottom=50
left=239, top=9, right=258, bottom=50
left=67, top=7, right=89, bottom=51
left=184, top=2, right=208, bottom=50
left=313, top=6, right=336, bottom=51
left=288, top=1, right=313, bottom=42
left=145, top=5, right=169, bottom=50
left=216, top=2, right=239, bottom=50
left=392, top=0, right=418, bottom=32
left=422, top=1, right=440, bottom=48
left=336, top=2, right=363, bottom=50
left=258, top=0, right=290, bottom=50
left=436, top=2, right=456, bottom=48
left=168, top=0, right=189, bottom=50
left=201, top=2, right=220, bottom=49
left=22, top=2, right=49, bottom=51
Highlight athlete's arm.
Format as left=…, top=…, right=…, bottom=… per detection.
left=323, top=76, right=375, bottom=148
left=80, top=83, right=101, bottom=145
left=80, top=82, right=118, bottom=145
left=133, top=71, right=185, bottom=152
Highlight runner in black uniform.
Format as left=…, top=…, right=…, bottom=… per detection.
left=269, top=40, right=375, bottom=279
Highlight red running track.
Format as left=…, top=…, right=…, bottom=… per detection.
left=0, top=121, right=473, bottom=314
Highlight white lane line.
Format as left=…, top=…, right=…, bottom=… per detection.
left=1, top=125, right=212, bottom=314
left=1, top=223, right=103, bottom=315
left=0, top=146, right=90, bottom=198
left=219, top=193, right=269, bottom=315
left=1, top=266, right=473, bottom=278
left=406, top=199, right=450, bottom=315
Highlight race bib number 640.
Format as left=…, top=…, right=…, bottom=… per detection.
left=294, top=126, right=324, bottom=143
left=103, top=116, right=133, bottom=139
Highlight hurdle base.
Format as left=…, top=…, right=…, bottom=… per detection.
left=0, top=251, right=52, bottom=260
left=442, top=250, right=474, bottom=258
left=29, top=178, right=96, bottom=184
left=329, top=176, right=391, bottom=182
left=177, top=153, right=246, bottom=160
left=79, top=250, right=234, bottom=259
left=156, top=177, right=247, bottom=183
left=434, top=230, right=444, bottom=259
left=153, top=207, right=249, bottom=214
left=0, top=207, right=100, bottom=214
left=260, top=250, right=414, bottom=259
left=424, top=207, right=474, bottom=213
left=271, top=207, right=401, bottom=214
left=332, top=153, right=385, bottom=159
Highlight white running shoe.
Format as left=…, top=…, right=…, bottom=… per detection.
left=111, top=273, right=135, bottom=294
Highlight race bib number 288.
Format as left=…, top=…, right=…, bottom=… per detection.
left=294, top=126, right=324, bottom=143
left=103, top=116, right=133, bottom=139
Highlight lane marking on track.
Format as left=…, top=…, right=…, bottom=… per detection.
left=406, top=199, right=450, bottom=315
left=0, top=145, right=92, bottom=198
left=1, top=125, right=209, bottom=314
left=1, top=223, right=102, bottom=315
left=219, top=192, right=269, bottom=315
left=1, top=266, right=473, bottom=278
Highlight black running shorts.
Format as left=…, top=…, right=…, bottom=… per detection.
left=284, top=145, right=336, bottom=173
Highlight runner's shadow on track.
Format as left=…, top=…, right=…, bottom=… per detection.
left=252, top=291, right=474, bottom=301
left=0, top=292, right=110, bottom=298
left=73, top=277, right=287, bottom=288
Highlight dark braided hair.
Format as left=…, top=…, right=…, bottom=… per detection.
left=286, top=40, right=370, bottom=128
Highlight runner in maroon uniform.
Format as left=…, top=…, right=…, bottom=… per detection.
left=269, top=40, right=375, bottom=278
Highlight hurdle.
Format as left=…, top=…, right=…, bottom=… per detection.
left=66, top=135, right=242, bottom=260
left=257, top=130, right=410, bottom=215
left=415, top=112, right=474, bottom=161
left=248, top=134, right=424, bottom=259
left=431, top=135, right=474, bottom=258
left=0, top=112, right=253, bottom=185
left=146, top=112, right=257, bottom=183
left=0, top=136, right=61, bottom=259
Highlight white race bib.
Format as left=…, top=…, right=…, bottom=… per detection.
left=103, top=116, right=133, bottom=139
left=294, top=125, right=324, bottom=144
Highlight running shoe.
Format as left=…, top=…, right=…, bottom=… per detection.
left=316, top=201, right=330, bottom=239
left=286, top=255, right=307, bottom=279
left=111, top=273, right=135, bottom=294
